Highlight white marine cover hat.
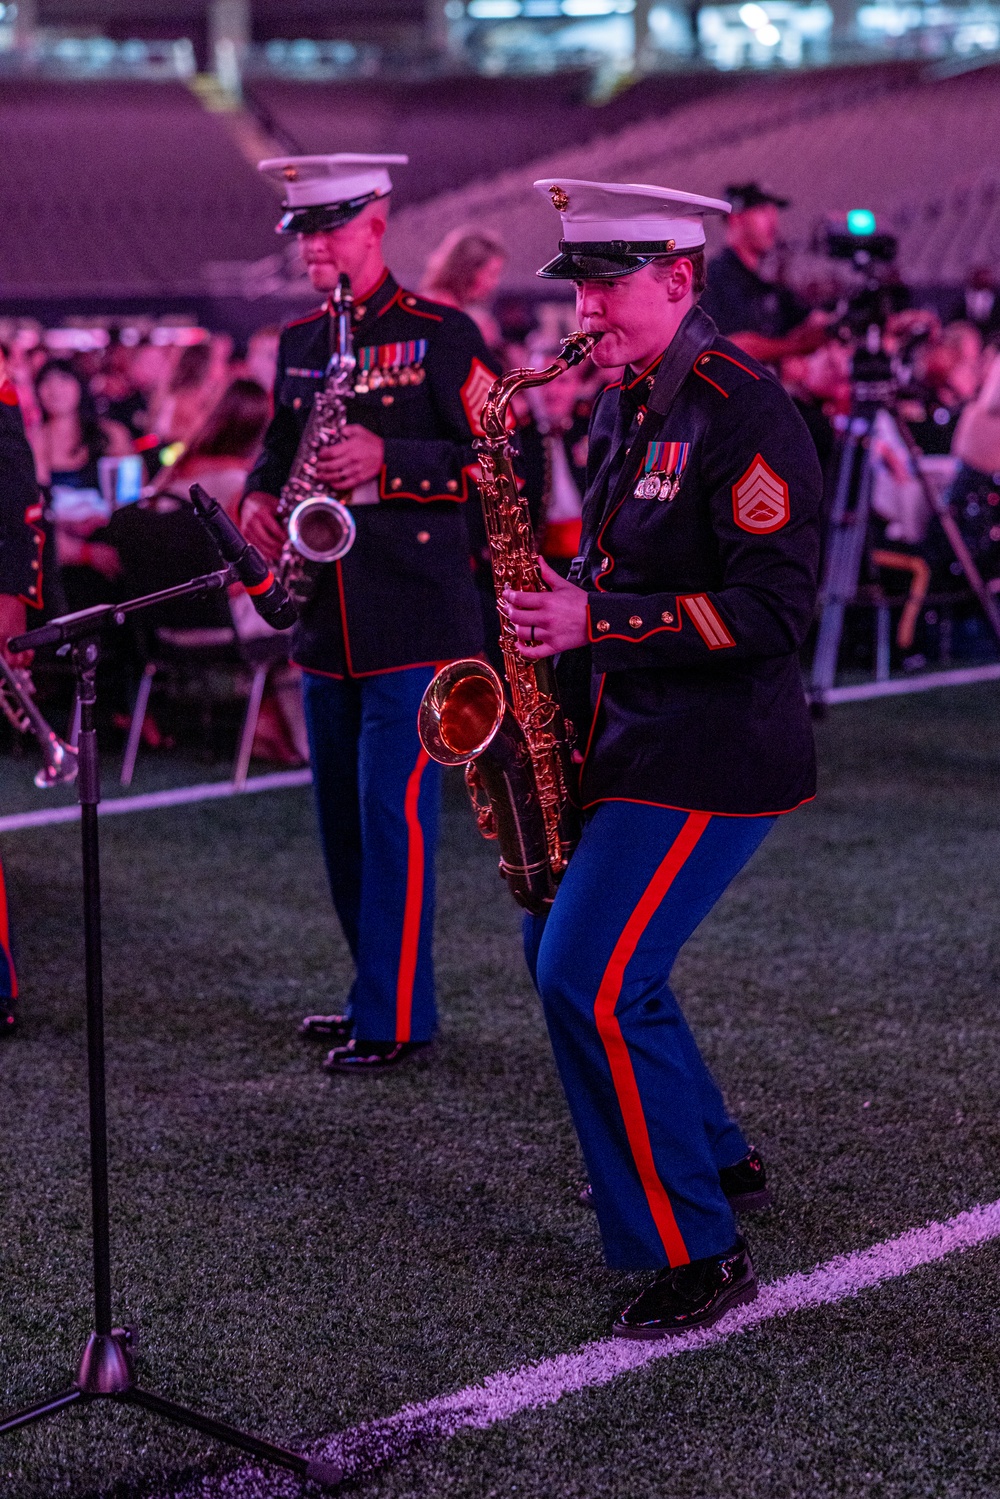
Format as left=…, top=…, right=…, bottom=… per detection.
left=259, top=154, right=409, bottom=235
left=534, top=178, right=731, bottom=279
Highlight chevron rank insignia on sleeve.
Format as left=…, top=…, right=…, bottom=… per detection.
left=732, top=454, right=790, bottom=533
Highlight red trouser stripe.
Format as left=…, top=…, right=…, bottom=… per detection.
left=593, top=810, right=712, bottom=1267
left=0, top=855, right=17, bottom=998
left=396, top=748, right=430, bottom=1043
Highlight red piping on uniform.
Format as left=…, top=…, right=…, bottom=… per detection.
left=693, top=369, right=729, bottom=398
left=593, top=811, right=711, bottom=1267
left=625, top=352, right=664, bottom=390
left=579, top=672, right=605, bottom=778
left=707, top=350, right=760, bottom=380
left=0, top=859, right=19, bottom=999
left=381, top=286, right=444, bottom=321
left=295, top=657, right=458, bottom=682
left=582, top=793, right=816, bottom=818
left=334, top=560, right=354, bottom=676
left=396, top=748, right=430, bottom=1042
left=351, top=267, right=390, bottom=312
left=286, top=306, right=327, bottom=330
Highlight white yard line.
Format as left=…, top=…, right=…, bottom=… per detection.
left=0, top=769, right=313, bottom=833
left=163, top=1197, right=1000, bottom=1496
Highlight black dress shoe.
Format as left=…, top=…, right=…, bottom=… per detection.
left=322, top=1039, right=429, bottom=1073
left=613, top=1237, right=757, bottom=1339
left=718, top=1148, right=772, bottom=1213
left=298, top=1012, right=352, bottom=1044
left=579, top=1148, right=772, bottom=1214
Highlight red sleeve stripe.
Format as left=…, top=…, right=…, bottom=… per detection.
left=680, top=593, right=735, bottom=649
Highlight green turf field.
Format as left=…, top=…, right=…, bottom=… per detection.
left=2, top=686, right=1000, bottom=1499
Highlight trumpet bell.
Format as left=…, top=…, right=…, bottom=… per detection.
left=287, top=497, right=356, bottom=564
left=35, top=737, right=78, bottom=789
left=418, top=659, right=506, bottom=766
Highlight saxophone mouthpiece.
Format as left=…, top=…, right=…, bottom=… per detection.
left=559, top=330, right=603, bottom=368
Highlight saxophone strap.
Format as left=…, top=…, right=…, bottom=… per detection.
left=572, top=305, right=718, bottom=582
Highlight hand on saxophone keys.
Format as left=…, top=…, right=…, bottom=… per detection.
left=503, top=559, right=590, bottom=658
left=313, top=426, right=385, bottom=490
left=241, top=491, right=287, bottom=563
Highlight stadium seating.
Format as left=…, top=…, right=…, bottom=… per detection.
left=0, top=60, right=993, bottom=308
left=0, top=79, right=278, bottom=300
left=384, top=63, right=1000, bottom=291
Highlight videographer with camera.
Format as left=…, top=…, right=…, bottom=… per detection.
left=702, top=183, right=829, bottom=366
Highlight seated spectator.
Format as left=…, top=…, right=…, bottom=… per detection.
left=29, top=358, right=130, bottom=603
left=147, top=376, right=305, bottom=765
left=901, top=321, right=983, bottom=455
left=167, top=377, right=270, bottom=521
left=243, top=326, right=281, bottom=398
left=420, top=227, right=506, bottom=350
left=156, top=341, right=225, bottom=450
left=779, top=338, right=850, bottom=470
left=954, top=347, right=1000, bottom=478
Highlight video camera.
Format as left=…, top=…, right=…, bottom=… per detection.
left=818, top=210, right=915, bottom=401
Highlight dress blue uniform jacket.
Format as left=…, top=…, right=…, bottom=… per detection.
left=570, top=305, right=822, bottom=817
left=245, top=270, right=495, bottom=677
left=0, top=373, right=45, bottom=606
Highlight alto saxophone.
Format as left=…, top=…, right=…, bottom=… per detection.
left=0, top=655, right=78, bottom=788
left=275, top=272, right=358, bottom=610
left=418, top=331, right=600, bottom=914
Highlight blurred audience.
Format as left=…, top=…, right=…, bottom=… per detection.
left=420, top=227, right=507, bottom=350
left=166, top=378, right=270, bottom=520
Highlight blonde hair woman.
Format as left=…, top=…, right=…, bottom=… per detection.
left=420, top=226, right=506, bottom=349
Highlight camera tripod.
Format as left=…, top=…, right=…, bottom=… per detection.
left=808, top=343, right=1000, bottom=708
left=0, top=576, right=340, bottom=1491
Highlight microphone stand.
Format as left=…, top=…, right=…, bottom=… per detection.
left=0, top=572, right=340, bottom=1491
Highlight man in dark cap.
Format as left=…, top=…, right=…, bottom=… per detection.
left=701, top=182, right=827, bottom=364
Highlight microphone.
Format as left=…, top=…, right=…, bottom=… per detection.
left=188, top=483, right=298, bottom=632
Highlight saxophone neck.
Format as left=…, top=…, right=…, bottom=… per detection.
left=479, top=331, right=602, bottom=443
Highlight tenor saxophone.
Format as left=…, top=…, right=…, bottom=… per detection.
left=418, top=331, right=600, bottom=914
left=275, top=272, right=358, bottom=610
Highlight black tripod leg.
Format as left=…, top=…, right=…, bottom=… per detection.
left=122, top=1388, right=343, bottom=1489
left=0, top=1388, right=84, bottom=1435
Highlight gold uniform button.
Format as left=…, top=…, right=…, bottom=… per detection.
left=31, top=560, right=39, bottom=569
left=354, top=304, right=366, bottom=319
left=600, top=557, right=610, bottom=571
left=417, top=530, right=430, bottom=543
left=629, top=615, right=643, bottom=629
left=636, top=410, right=644, bottom=424
left=391, top=477, right=402, bottom=490
left=292, top=397, right=302, bottom=410
left=420, top=479, right=431, bottom=492
left=405, top=296, right=417, bottom=307
left=446, top=479, right=458, bottom=492
left=382, top=394, right=394, bottom=405
left=661, top=610, right=674, bottom=624
left=595, top=619, right=610, bottom=634
left=700, top=355, right=711, bottom=366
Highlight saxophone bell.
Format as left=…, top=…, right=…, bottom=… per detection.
left=417, top=659, right=506, bottom=765
left=286, top=496, right=357, bottom=565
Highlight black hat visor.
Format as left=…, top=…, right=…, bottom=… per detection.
left=537, top=239, right=698, bottom=281
left=726, top=183, right=790, bottom=213
left=277, top=189, right=385, bottom=236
